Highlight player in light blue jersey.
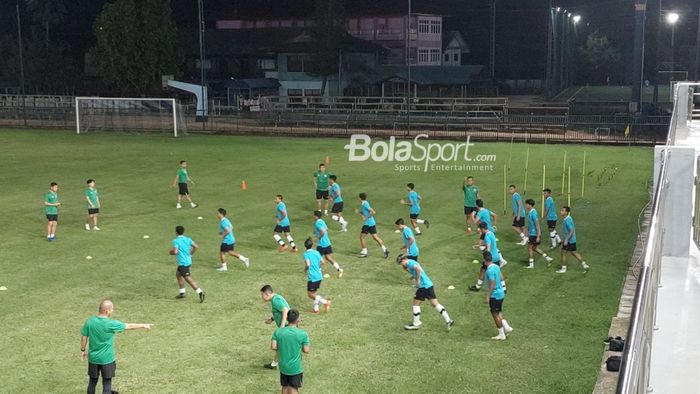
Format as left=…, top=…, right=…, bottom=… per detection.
left=169, top=226, right=205, bottom=302
left=543, top=188, right=562, bottom=249
left=469, top=222, right=508, bottom=292
left=508, top=185, right=528, bottom=245
left=313, top=211, right=343, bottom=277
left=474, top=199, right=497, bottom=233
left=328, top=175, right=348, bottom=232
left=273, top=195, right=298, bottom=253
left=356, top=193, right=389, bottom=258
left=483, top=251, right=513, bottom=340
left=397, top=255, right=454, bottom=331
left=400, top=183, right=430, bottom=235
left=216, top=208, right=250, bottom=272
left=395, top=218, right=419, bottom=261
left=557, top=206, right=590, bottom=273
left=524, top=199, right=553, bottom=269
left=303, top=238, right=332, bottom=313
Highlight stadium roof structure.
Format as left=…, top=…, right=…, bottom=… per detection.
left=182, top=28, right=387, bottom=57
left=363, top=65, right=484, bottom=86
left=223, top=78, right=280, bottom=90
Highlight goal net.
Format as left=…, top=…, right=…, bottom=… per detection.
left=75, top=97, right=186, bottom=136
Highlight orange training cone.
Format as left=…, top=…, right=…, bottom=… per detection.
left=325, top=156, right=330, bottom=165
left=241, top=180, right=247, bottom=190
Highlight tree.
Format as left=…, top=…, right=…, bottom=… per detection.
left=309, top=0, right=346, bottom=97
left=90, top=0, right=181, bottom=94
left=577, top=31, right=622, bottom=85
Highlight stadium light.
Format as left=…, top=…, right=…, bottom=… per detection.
left=666, top=12, right=679, bottom=25
left=573, top=15, right=582, bottom=24
left=556, top=7, right=560, bottom=12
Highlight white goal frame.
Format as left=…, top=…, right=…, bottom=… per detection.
left=75, top=97, right=180, bottom=136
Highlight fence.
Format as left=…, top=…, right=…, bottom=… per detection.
left=0, top=94, right=670, bottom=144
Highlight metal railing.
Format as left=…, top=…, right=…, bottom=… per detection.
left=616, top=149, right=669, bottom=394
left=695, top=157, right=700, bottom=250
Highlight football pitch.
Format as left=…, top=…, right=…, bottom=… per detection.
left=0, top=129, right=652, bottom=393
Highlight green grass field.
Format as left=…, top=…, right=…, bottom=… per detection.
left=0, top=129, right=652, bottom=393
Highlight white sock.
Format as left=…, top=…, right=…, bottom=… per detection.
left=332, top=261, right=341, bottom=270
left=416, top=219, right=425, bottom=224
left=502, top=319, right=511, bottom=330
left=542, top=253, right=549, bottom=259
left=195, top=288, right=202, bottom=294
left=520, top=233, right=527, bottom=239
left=500, top=253, right=507, bottom=263
left=220, top=262, right=228, bottom=267
left=501, top=280, right=507, bottom=290
left=314, top=295, right=328, bottom=305
left=270, top=360, right=278, bottom=366
left=550, top=231, right=557, bottom=247
left=190, top=202, right=196, bottom=207
left=435, top=303, right=451, bottom=322
left=476, top=279, right=483, bottom=288
left=313, top=299, right=320, bottom=311
left=286, top=235, right=296, bottom=248
left=479, top=245, right=486, bottom=251
left=324, top=209, right=328, bottom=215
left=238, top=255, right=248, bottom=262
left=412, top=305, right=421, bottom=325
left=331, top=215, right=339, bottom=221
left=361, top=248, right=368, bottom=255
left=556, top=234, right=562, bottom=244
left=415, top=227, right=421, bottom=234
left=339, top=217, right=347, bottom=225
left=179, top=288, right=186, bottom=294
left=381, top=245, right=387, bottom=252
left=498, top=327, right=505, bottom=336
left=529, top=258, right=534, bottom=264
left=273, top=234, right=284, bottom=246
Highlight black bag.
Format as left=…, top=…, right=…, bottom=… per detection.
left=606, top=355, right=621, bottom=372
left=609, top=338, right=625, bottom=352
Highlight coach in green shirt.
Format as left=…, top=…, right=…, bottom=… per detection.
left=271, top=309, right=309, bottom=393
left=80, top=300, right=152, bottom=394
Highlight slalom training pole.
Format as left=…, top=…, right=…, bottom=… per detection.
left=581, top=151, right=587, bottom=198
left=503, top=164, right=507, bottom=215
left=561, top=151, right=567, bottom=195
left=567, top=166, right=572, bottom=206
left=524, top=147, right=530, bottom=195
left=541, top=164, right=546, bottom=215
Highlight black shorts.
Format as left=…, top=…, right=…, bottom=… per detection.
left=489, top=298, right=504, bottom=313
left=317, top=245, right=333, bottom=255
left=361, top=225, right=377, bottom=234
left=512, top=217, right=525, bottom=227
left=562, top=242, right=577, bottom=252
left=406, top=255, right=418, bottom=262
left=88, top=208, right=100, bottom=215
left=46, top=214, right=58, bottom=222
left=528, top=236, right=540, bottom=245
left=88, top=362, right=116, bottom=379
left=464, top=206, right=477, bottom=215
left=220, top=243, right=234, bottom=252
left=274, top=225, right=290, bottom=233
left=414, top=286, right=437, bottom=301
left=331, top=202, right=343, bottom=213
left=280, top=372, right=303, bottom=388
left=547, top=220, right=557, bottom=230
left=307, top=280, right=321, bottom=292
left=178, top=183, right=189, bottom=195
left=316, top=190, right=329, bottom=200
left=409, top=213, right=419, bottom=219
left=177, top=265, right=191, bottom=277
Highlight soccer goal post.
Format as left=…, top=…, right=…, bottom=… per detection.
left=75, top=97, right=185, bottom=136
